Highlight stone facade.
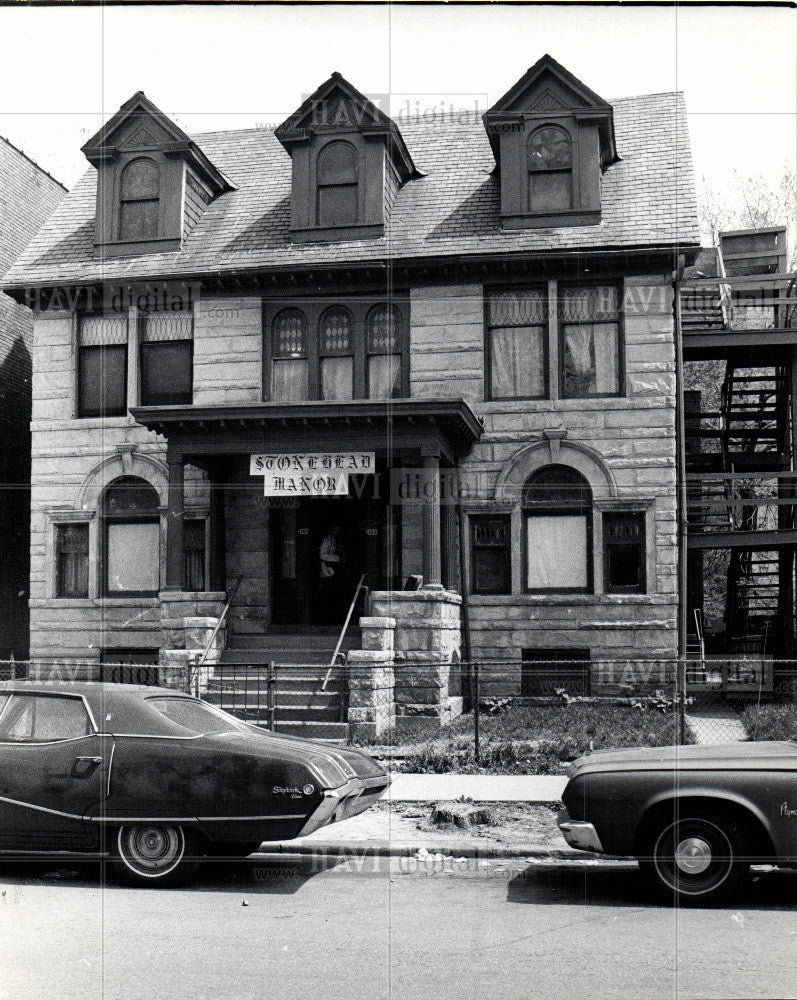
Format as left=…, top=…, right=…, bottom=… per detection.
left=26, top=275, right=678, bottom=698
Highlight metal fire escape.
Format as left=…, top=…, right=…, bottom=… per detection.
left=680, top=227, right=797, bottom=693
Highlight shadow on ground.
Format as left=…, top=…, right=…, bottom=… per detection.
left=0, top=855, right=341, bottom=895
left=507, top=862, right=797, bottom=911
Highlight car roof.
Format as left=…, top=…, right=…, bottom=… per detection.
left=0, top=680, right=197, bottom=736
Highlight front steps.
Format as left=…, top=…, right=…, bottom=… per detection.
left=208, top=638, right=353, bottom=741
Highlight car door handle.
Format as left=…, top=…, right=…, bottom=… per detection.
left=73, top=756, right=102, bottom=777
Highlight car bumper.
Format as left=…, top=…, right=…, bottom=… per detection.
left=557, top=807, right=605, bottom=853
left=298, top=774, right=390, bottom=837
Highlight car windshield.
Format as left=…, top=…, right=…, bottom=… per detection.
left=145, top=697, right=252, bottom=735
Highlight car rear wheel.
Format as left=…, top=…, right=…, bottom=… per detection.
left=113, top=823, right=202, bottom=886
left=645, top=813, right=747, bottom=904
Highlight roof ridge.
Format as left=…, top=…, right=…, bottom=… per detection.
left=0, top=134, right=68, bottom=191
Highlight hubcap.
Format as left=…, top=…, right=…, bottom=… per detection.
left=675, top=836, right=713, bottom=874
left=119, top=824, right=184, bottom=876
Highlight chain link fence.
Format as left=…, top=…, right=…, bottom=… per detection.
left=2, top=657, right=795, bottom=761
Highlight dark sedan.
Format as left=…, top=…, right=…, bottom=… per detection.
left=557, top=741, right=796, bottom=903
left=0, top=681, right=389, bottom=885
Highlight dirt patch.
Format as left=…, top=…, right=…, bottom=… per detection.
left=379, top=801, right=568, bottom=851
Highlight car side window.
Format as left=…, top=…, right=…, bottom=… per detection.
left=0, top=695, right=92, bottom=742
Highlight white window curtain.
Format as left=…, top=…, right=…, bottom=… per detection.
left=321, top=357, right=354, bottom=400
left=563, top=324, right=618, bottom=394
left=491, top=327, right=545, bottom=397
left=368, top=354, right=401, bottom=398
left=272, top=359, right=309, bottom=402
left=526, top=515, right=588, bottom=589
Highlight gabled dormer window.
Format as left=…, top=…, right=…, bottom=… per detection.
left=276, top=72, right=418, bottom=243
left=483, top=54, right=619, bottom=230
left=81, top=91, right=233, bottom=257
left=528, top=125, right=572, bottom=212
left=317, top=141, right=358, bottom=226
left=119, top=157, right=160, bottom=240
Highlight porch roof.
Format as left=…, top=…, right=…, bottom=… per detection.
left=130, top=398, right=483, bottom=462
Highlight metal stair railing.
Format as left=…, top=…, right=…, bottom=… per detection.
left=322, top=574, right=367, bottom=691
left=187, top=577, right=242, bottom=697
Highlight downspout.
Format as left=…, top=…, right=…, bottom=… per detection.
left=455, top=468, right=473, bottom=709
left=673, top=254, right=688, bottom=658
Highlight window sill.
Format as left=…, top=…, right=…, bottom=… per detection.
left=469, top=593, right=670, bottom=605
left=34, top=597, right=160, bottom=608
left=501, top=209, right=601, bottom=230
left=94, top=237, right=182, bottom=257
left=290, top=223, right=384, bottom=243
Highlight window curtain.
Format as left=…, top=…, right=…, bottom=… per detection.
left=321, top=357, right=354, bottom=400
left=491, top=327, right=544, bottom=397
left=272, top=359, right=309, bottom=402
left=526, top=515, right=588, bottom=589
left=563, top=324, right=618, bottom=395
left=368, top=354, right=401, bottom=398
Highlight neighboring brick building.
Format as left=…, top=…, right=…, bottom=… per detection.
left=0, top=137, right=66, bottom=661
left=4, top=56, right=701, bottom=728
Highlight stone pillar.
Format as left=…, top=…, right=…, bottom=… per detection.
left=346, top=616, right=396, bottom=740
left=421, top=451, right=442, bottom=587
left=369, top=589, right=462, bottom=735
left=165, top=452, right=185, bottom=591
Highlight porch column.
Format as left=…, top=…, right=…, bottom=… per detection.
left=165, top=451, right=185, bottom=591
left=421, top=450, right=442, bottom=588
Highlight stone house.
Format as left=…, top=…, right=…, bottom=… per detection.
left=0, top=137, right=66, bottom=662
left=3, top=56, right=701, bottom=733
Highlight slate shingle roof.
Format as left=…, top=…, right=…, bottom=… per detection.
left=3, top=92, right=699, bottom=289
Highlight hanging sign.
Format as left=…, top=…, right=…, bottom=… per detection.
left=250, top=452, right=375, bottom=497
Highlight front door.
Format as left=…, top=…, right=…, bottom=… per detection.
left=270, top=470, right=398, bottom=628
left=0, top=692, right=110, bottom=851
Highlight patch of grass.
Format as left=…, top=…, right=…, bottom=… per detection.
left=741, top=703, right=797, bottom=741
left=396, top=702, right=683, bottom=775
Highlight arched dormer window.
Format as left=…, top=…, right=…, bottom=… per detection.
left=102, top=475, right=161, bottom=596
left=119, top=157, right=160, bottom=240
left=316, top=141, right=358, bottom=226
left=527, top=125, right=572, bottom=213
left=523, top=465, right=591, bottom=592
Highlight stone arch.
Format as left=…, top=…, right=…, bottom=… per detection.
left=76, top=451, right=169, bottom=512
left=494, top=438, right=616, bottom=503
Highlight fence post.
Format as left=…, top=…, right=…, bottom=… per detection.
left=676, top=657, right=687, bottom=745
left=473, top=659, right=481, bottom=764
left=267, top=661, right=276, bottom=731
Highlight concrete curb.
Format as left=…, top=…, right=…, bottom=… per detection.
left=258, top=840, right=601, bottom=861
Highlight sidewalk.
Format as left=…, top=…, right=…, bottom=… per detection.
left=384, top=773, right=568, bottom=803
left=263, top=772, right=579, bottom=860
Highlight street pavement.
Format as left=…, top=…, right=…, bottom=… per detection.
left=0, top=854, right=793, bottom=1000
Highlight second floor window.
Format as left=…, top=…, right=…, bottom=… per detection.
left=487, top=290, right=547, bottom=399
left=140, top=309, right=193, bottom=406
left=78, top=314, right=128, bottom=418
left=486, top=282, right=623, bottom=401
left=265, top=299, right=408, bottom=402
left=320, top=306, right=354, bottom=401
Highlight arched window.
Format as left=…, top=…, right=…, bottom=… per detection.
left=317, top=141, right=358, bottom=226
left=271, top=308, right=309, bottom=401
left=527, top=126, right=572, bottom=212
left=319, top=306, right=354, bottom=400
left=119, top=157, right=160, bottom=240
left=523, top=465, right=592, bottom=592
left=366, top=304, right=403, bottom=398
left=103, top=476, right=160, bottom=595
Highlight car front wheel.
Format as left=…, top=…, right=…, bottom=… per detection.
left=113, top=823, right=202, bottom=886
left=646, top=813, right=747, bottom=904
